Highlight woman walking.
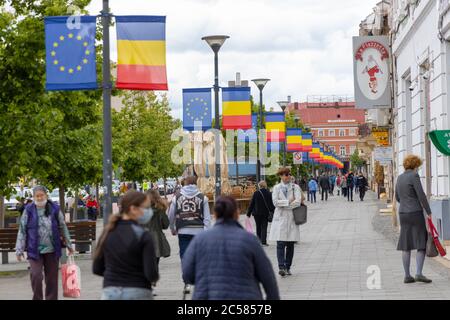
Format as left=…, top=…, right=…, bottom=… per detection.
left=182, top=196, right=279, bottom=300
left=395, top=155, right=432, bottom=284
left=93, top=190, right=159, bottom=299
left=15, top=186, right=73, bottom=300
left=246, top=181, right=275, bottom=246
left=144, top=190, right=171, bottom=274
left=269, top=167, right=304, bottom=277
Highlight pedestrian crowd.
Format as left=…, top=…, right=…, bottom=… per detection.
left=13, top=156, right=436, bottom=300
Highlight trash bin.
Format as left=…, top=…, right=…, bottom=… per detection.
left=75, top=207, right=90, bottom=253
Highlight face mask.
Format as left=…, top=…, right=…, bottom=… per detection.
left=35, top=199, right=47, bottom=207
left=137, top=207, right=154, bottom=225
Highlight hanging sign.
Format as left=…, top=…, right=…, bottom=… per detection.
left=429, top=130, right=450, bottom=156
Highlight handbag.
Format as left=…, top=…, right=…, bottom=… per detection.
left=293, top=204, right=307, bottom=225
left=61, top=255, right=81, bottom=298
left=427, top=217, right=447, bottom=257
left=291, top=185, right=307, bottom=225
left=259, top=190, right=274, bottom=222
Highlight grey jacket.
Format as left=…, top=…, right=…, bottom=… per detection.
left=395, top=169, right=432, bottom=215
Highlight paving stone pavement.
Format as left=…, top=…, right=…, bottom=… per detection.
left=2, top=191, right=450, bottom=300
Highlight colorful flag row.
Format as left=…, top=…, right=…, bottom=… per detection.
left=45, top=15, right=167, bottom=91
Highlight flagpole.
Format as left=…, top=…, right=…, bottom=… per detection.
left=101, top=0, right=113, bottom=225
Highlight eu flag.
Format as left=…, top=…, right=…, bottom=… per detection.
left=183, top=88, right=212, bottom=131
left=45, top=16, right=97, bottom=90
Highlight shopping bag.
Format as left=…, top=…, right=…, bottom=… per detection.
left=427, top=217, right=447, bottom=257
left=244, top=218, right=254, bottom=234
left=61, top=255, right=81, bottom=298
left=426, top=232, right=439, bottom=257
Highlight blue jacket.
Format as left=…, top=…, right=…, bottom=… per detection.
left=308, top=179, right=318, bottom=192
left=182, top=219, right=280, bottom=300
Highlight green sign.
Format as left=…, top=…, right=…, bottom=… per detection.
left=429, top=130, right=450, bottom=156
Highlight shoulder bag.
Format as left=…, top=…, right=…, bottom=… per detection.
left=427, top=217, right=446, bottom=257
left=291, top=185, right=307, bottom=225
left=259, top=190, right=274, bottom=222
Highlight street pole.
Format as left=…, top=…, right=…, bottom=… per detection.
left=213, top=49, right=221, bottom=197
left=257, top=88, right=263, bottom=183
left=101, top=0, right=113, bottom=225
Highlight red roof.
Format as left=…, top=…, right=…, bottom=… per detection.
left=293, top=107, right=365, bottom=125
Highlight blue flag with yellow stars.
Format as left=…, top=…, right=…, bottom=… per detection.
left=45, top=16, right=97, bottom=90
left=183, top=88, right=212, bottom=131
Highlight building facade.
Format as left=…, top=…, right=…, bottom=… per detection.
left=288, top=98, right=366, bottom=170
left=391, top=0, right=450, bottom=240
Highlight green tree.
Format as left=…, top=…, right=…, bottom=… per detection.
left=350, top=149, right=365, bottom=172
left=112, top=91, right=183, bottom=189
left=0, top=0, right=102, bottom=223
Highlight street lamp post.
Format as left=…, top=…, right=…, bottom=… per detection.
left=252, top=78, right=270, bottom=183
left=277, top=101, right=289, bottom=167
left=202, top=35, right=229, bottom=198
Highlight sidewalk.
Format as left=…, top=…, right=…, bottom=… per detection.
left=2, top=191, right=450, bottom=299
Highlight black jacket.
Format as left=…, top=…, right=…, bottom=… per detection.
left=93, top=219, right=159, bottom=289
left=247, top=188, right=275, bottom=218
left=319, top=176, right=330, bottom=190
left=356, top=176, right=368, bottom=189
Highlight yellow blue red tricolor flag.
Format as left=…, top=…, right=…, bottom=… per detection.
left=286, top=129, right=303, bottom=152
left=265, top=112, right=286, bottom=142
left=222, top=87, right=252, bottom=129
left=115, top=16, right=168, bottom=90
left=45, top=16, right=97, bottom=90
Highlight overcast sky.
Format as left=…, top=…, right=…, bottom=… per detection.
left=87, top=0, right=376, bottom=118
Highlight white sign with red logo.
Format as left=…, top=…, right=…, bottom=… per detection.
left=353, top=36, right=391, bottom=109
left=293, top=152, right=303, bottom=165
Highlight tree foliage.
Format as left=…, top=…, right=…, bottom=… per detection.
left=112, top=91, right=183, bottom=183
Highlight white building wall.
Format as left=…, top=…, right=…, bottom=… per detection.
left=393, top=0, right=450, bottom=198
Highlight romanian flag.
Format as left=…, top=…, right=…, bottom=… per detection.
left=286, top=129, right=303, bottom=152
left=265, top=112, right=286, bottom=142
left=222, top=87, right=252, bottom=130
left=116, top=16, right=168, bottom=90
left=301, top=133, right=313, bottom=152
left=309, top=143, right=321, bottom=159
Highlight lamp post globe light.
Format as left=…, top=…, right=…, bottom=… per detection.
left=277, top=101, right=289, bottom=166
left=202, top=35, right=229, bottom=198
left=252, top=78, right=270, bottom=183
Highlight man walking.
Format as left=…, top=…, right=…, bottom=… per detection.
left=319, top=173, right=330, bottom=201
left=329, top=174, right=336, bottom=196
left=347, top=172, right=355, bottom=202
left=169, top=176, right=211, bottom=295
left=308, top=177, right=318, bottom=203
left=357, top=173, right=369, bottom=201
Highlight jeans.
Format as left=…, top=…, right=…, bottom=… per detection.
left=178, top=234, right=195, bottom=259
left=101, top=287, right=153, bottom=300
left=276, top=241, right=295, bottom=271
left=330, top=184, right=335, bottom=195
left=321, top=189, right=328, bottom=201
left=342, top=187, right=347, bottom=197
left=309, top=191, right=316, bottom=203
left=254, top=215, right=269, bottom=244
left=347, top=187, right=353, bottom=201
left=29, top=252, right=59, bottom=300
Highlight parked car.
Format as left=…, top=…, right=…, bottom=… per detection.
left=4, top=189, right=21, bottom=211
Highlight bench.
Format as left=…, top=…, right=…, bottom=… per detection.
left=66, top=221, right=97, bottom=257
left=0, top=221, right=97, bottom=264
left=0, top=228, right=18, bottom=264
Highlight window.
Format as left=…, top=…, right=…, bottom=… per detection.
left=349, top=128, right=356, bottom=136
left=339, top=129, right=345, bottom=137
left=350, top=145, right=356, bottom=155
left=329, top=129, right=335, bottom=136
left=340, top=146, right=346, bottom=156
left=318, top=129, right=324, bottom=137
